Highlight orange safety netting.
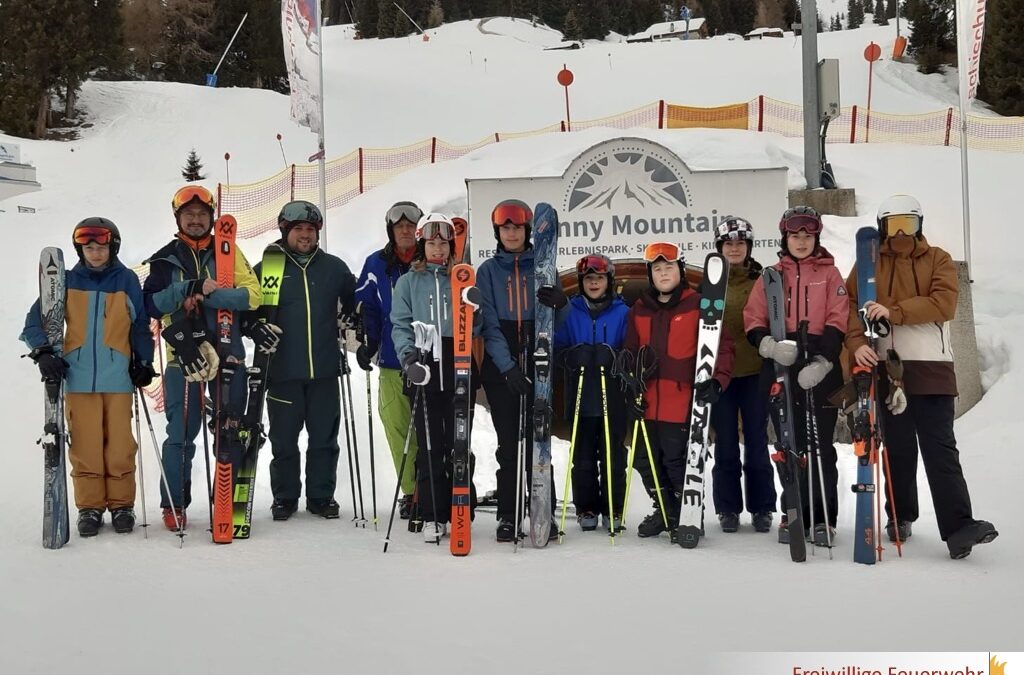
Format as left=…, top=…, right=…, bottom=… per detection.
left=666, top=102, right=749, bottom=129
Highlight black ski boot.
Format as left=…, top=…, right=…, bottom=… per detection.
left=947, top=520, right=998, bottom=560
left=718, top=512, right=740, bottom=533
left=77, top=508, right=103, bottom=537
left=637, top=511, right=674, bottom=538
left=272, top=499, right=298, bottom=521
left=306, top=498, right=340, bottom=519
left=813, top=523, right=836, bottom=547
left=110, top=507, right=136, bottom=534
left=885, top=520, right=912, bottom=543
left=398, top=494, right=413, bottom=520
left=752, top=511, right=773, bottom=533
left=496, top=519, right=516, bottom=543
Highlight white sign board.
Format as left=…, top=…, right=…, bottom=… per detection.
left=466, top=137, right=788, bottom=268
left=0, top=142, right=21, bottom=164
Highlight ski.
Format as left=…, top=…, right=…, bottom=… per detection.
left=212, top=215, right=238, bottom=544
left=676, top=252, right=729, bottom=549
left=450, top=263, right=479, bottom=556
left=38, top=247, right=70, bottom=550
left=764, top=267, right=807, bottom=563
left=233, top=245, right=286, bottom=539
left=452, top=217, right=469, bottom=264
left=529, top=202, right=559, bottom=547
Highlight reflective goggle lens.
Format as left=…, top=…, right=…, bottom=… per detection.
left=387, top=203, right=423, bottom=227
left=491, top=203, right=532, bottom=227
left=883, top=214, right=920, bottom=237
left=419, top=221, right=455, bottom=241
left=576, top=254, right=612, bottom=275
left=643, top=242, right=682, bottom=263
left=780, top=214, right=823, bottom=234
left=172, top=186, right=216, bottom=212
left=280, top=201, right=323, bottom=229
left=73, top=226, right=113, bottom=246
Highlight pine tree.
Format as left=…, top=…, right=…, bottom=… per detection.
left=122, top=0, right=167, bottom=79
left=562, top=8, right=584, bottom=40
left=354, top=0, right=380, bottom=37
left=182, top=149, right=207, bottom=181
left=427, top=0, right=445, bottom=27
left=905, top=0, right=953, bottom=73
left=847, top=0, right=864, bottom=27
left=886, top=0, right=898, bottom=18
left=977, top=0, right=1024, bottom=115
left=874, top=0, right=889, bottom=23
left=579, top=0, right=611, bottom=39
left=161, top=0, right=217, bottom=84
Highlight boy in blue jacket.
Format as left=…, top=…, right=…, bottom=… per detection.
left=554, top=254, right=629, bottom=532
left=22, top=218, right=155, bottom=537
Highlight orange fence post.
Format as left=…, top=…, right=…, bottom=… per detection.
left=560, top=121, right=566, bottom=132
left=850, top=105, right=858, bottom=143
left=945, top=108, right=954, bottom=146
left=757, top=95, right=764, bottom=132
left=494, top=132, right=500, bottom=143
left=358, top=147, right=364, bottom=194
left=658, top=100, right=665, bottom=129
left=431, top=137, right=437, bottom=163
left=290, top=164, right=296, bottom=200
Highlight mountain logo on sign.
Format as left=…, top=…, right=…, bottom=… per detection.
left=567, top=151, right=688, bottom=212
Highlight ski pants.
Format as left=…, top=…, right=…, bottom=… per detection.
left=710, top=372, right=777, bottom=515
left=408, top=385, right=477, bottom=524
left=482, top=377, right=556, bottom=524
left=379, top=367, right=418, bottom=496
left=629, top=419, right=685, bottom=521
left=878, top=387, right=974, bottom=541
left=66, top=392, right=137, bottom=510
left=569, top=415, right=626, bottom=518
left=779, top=387, right=839, bottom=530
left=159, top=362, right=247, bottom=510
left=266, top=376, right=342, bottom=502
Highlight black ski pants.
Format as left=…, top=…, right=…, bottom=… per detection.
left=879, top=388, right=974, bottom=541
left=409, top=385, right=477, bottom=524
left=710, top=371, right=777, bottom=515
left=569, top=416, right=626, bottom=517
left=629, top=419, right=685, bottom=521
left=267, top=377, right=341, bottom=502
left=482, top=377, right=556, bottom=523
left=780, top=387, right=839, bottom=530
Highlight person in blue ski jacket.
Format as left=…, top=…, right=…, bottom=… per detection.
left=354, top=201, right=422, bottom=519
left=553, top=253, right=629, bottom=534
left=477, top=199, right=568, bottom=543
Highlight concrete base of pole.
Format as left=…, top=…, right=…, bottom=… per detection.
left=788, top=187, right=857, bottom=217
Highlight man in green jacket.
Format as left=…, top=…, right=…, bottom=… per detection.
left=254, top=201, right=357, bottom=520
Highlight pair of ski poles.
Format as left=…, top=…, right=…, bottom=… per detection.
left=133, top=388, right=186, bottom=546
left=340, top=308, right=379, bottom=530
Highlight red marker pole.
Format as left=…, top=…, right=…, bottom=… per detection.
left=557, top=65, right=574, bottom=132
left=864, top=43, right=881, bottom=143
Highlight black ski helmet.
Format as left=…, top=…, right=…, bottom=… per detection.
left=575, top=253, right=614, bottom=297
left=72, top=217, right=121, bottom=262
left=278, top=200, right=324, bottom=240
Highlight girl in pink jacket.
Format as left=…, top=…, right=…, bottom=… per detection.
left=743, top=206, right=848, bottom=548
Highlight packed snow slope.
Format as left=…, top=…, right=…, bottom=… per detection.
left=1, top=18, right=1020, bottom=674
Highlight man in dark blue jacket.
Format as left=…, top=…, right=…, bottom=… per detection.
left=354, top=201, right=421, bottom=518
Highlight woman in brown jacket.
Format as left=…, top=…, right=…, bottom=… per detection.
left=844, top=194, right=997, bottom=560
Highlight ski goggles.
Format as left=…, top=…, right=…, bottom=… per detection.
left=386, top=202, right=423, bottom=227
left=418, top=220, right=455, bottom=241
left=881, top=214, right=920, bottom=238
left=279, top=200, right=323, bottom=229
left=172, top=185, right=216, bottom=213
left=780, top=207, right=823, bottom=234
left=491, top=201, right=532, bottom=227
left=576, top=254, right=613, bottom=276
left=72, top=225, right=114, bottom=246
left=643, top=242, right=683, bottom=264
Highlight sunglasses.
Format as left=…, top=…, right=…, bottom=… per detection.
left=491, top=202, right=532, bottom=227
left=643, top=242, right=682, bottom=263
left=172, top=185, right=216, bottom=212
left=882, top=214, right=920, bottom=238
left=387, top=203, right=423, bottom=227
left=418, top=220, right=455, bottom=241
left=73, top=226, right=113, bottom=246
left=780, top=214, right=823, bottom=234
left=576, top=254, right=612, bottom=275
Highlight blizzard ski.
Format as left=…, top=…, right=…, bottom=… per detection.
left=450, top=263, right=479, bottom=555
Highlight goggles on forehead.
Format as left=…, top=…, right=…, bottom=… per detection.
left=491, top=202, right=532, bottom=227
left=73, top=226, right=113, bottom=246
left=576, top=254, right=612, bottom=275
left=780, top=213, right=823, bottom=234
left=418, top=220, right=455, bottom=241
left=280, top=201, right=323, bottom=229
left=643, top=242, right=683, bottom=264
left=387, top=203, right=423, bottom=227
left=881, top=214, right=921, bottom=238
left=172, top=185, right=216, bottom=212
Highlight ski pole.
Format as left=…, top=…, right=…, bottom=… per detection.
left=879, top=350, right=903, bottom=557
left=137, top=390, right=184, bottom=546
left=134, top=390, right=149, bottom=538
left=340, top=371, right=359, bottom=526
left=514, top=392, right=526, bottom=554
left=622, top=419, right=639, bottom=526
left=343, top=360, right=367, bottom=526
left=640, top=418, right=670, bottom=528
left=880, top=441, right=903, bottom=557
left=202, top=387, right=216, bottom=537
left=599, top=365, right=616, bottom=544
left=807, top=387, right=832, bottom=557
left=874, top=435, right=883, bottom=561
left=383, top=389, right=421, bottom=553
left=366, top=370, right=378, bottom=529
left=419, top=366, right=440, bottom=546
left=558, top=368, right=585, bottom=543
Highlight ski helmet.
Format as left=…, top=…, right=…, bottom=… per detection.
left=575, top=253, right=614, bottom=301
left=714, top=216, right=755, bottom=256
left=413, top=213, right=455, bottom=262
left=490, top=199, right=533, bottom=250
left=385, top=201, right=423, bottom=247
left=643, top=242, right=685, bottom=285
left=876, top=194, right=923, bottom=240
left=72, top=217, right=121, bottom=262
left=278, top=200, right=323, bottom=240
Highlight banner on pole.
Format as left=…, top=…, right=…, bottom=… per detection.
left=281, top=0, right=323, bottom=135
left=958, top=0, right=988, bottom=102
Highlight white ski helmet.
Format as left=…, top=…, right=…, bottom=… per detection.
left=415, top=213, right=455, bottom=241
left=876, top=194, right=924, bottom=239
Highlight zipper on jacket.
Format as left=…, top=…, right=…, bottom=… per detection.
left=301, top=266, right=314, bottom=378
left=513, top=257, right=523, bottom=349
left=434, top=270, right=445, bottom=392
left=91, top=290, right=101, bottom=391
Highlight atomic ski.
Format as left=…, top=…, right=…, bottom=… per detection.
left=764, top=267, right=807, bottom=563
left=529, top=202, right=559, bottom=547
left=38, top=247, right=70, bottom=549
left=212, top=214, right=238, bottom=544
left=233, top=245, right=286, bottom=539
left=450, top=263, right=479, bottom=556
left=676, top=252, right=729, bottom=549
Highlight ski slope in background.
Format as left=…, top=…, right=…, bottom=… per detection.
left=1, top=18, right=1019, bottom=674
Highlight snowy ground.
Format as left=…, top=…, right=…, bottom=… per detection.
left=1, top=18, right=1020, bottom=673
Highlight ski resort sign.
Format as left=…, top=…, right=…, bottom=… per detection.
left=466, top=137, right=787, bottom=265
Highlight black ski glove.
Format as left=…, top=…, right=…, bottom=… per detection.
left=356, top=341, right=378, bottom=372
left=130, top=361, right=157, bottom=388
left=30, top=345, right=68, bottom=382
left=626, top=396, right=647, bottom=422
left=536, top=285, right=568, bottom=310
left=694, top=378, right=722, bottom=406
left=504, top=367, right=532, bottom=396
left=163, top=316, right=218, bottom=383
left=244, top=320, right=283, bottom=355
left=593, top=344, right=616, bottom=370
left=402, top=352, right=430, bottom=386
left=563, top=344, right=594, bottom=372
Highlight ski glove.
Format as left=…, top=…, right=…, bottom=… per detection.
left=694, top=378, right=722, bottom=406
left=886, top=385, right=908, bottom=415
left=356, top=341, right=378, bottom=372
left=163, top=317, right=220, bottom=383
left=504, top=367, right=532, bottom=396
left=30, top=346, right=68, bottom=382
left=536, top=285, right=568, bottom=310
left=245, top=320, right=283, bottom=355
left=626, top=396, right=647, bottom=422
left=797, top=355, right=833, bottom=390
left=593, top=344, right=616, bottom=370
left=758, top=336, right=799, bottom=367
left=563, top=344, right=594, bottom=372
left=130, top=361, right=157, bottom=388
left=403, top=352, right=430, bottom=386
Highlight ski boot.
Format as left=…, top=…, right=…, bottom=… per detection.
left=752, top=511, right=773, bottom=533
left=718, top=512, right=740, bottom=533
left=885, top=519, right=912, bottom=543
left=947, top=520, right=998, bottom=560
left=578, top=511, right=599, bottom=531
left=110, top=507, right=136, bottom=534
left=271, top=499, right=298, bottom=521
left=306, top=498, right=340, bottom=519
left=77, top=508, right=104, bottom=537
